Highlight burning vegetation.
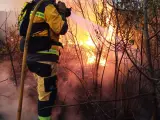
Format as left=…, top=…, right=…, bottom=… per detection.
left=0, top=0, right=160, bottom=120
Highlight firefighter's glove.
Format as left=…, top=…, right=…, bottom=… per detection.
left=57, top=1, right=67, bottom=15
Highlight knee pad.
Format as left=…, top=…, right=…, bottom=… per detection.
left=27, top=61, right=52, bottom=77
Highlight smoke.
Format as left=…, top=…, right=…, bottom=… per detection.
left=0, top=1, right=138, bottom=120
left=0, top=60, right=88, bottom=120
left=0, top=61, right=37, bottom=120
left=56, top=62, right=84, bottom=120
left=0, top=52, right=132, bottom=120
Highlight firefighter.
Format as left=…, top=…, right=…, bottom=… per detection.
left=18, top=0, right=70, bottom=119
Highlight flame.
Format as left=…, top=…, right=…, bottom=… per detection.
left=86, top=50, right=107, bottom=66
left=100, top=58, right=106, bottom=66
left=86, top=37, right=95, bottom=47
left=65, top=2, right=115, bottom=67
left=85, top=36, right=96, bottom=65
left=87, top=55, right=96, bottom=64
left=84, top=25, right=114, bottom=66
left=105, top=25, right=114, bottom=41
left=85, top=24, right=114, bottom=66
left=86, top=53, right=107, bottom=66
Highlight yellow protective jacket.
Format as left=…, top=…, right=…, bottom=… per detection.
left=19, top=0, right=68, bottom=62
left=30, top=1, right=68, bottom=41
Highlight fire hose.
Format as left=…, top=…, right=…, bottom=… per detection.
left=16, top=0, right=48, bottom=120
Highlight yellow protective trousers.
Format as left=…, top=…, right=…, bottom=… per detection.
left=29, top=62, right=58, bottom=120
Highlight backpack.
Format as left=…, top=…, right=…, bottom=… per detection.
left=18, top=1, right=36, bottom=36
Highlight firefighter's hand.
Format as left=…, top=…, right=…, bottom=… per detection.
left=57, top=1, right=67, bottom=15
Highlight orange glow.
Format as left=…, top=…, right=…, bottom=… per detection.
left=64, top=0, right=115, bottom=67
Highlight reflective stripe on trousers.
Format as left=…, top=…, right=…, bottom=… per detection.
left=37, top=49, right=59, bottom=56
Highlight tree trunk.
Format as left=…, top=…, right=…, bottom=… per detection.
left=143, top=0, right=158, bottom=120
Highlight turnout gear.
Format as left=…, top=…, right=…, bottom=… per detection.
left=18, top=0, right=69, bottom=120
left=18, top=0, right=68, bottom=62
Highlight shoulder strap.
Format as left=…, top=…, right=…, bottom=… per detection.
left=22, top=1, right=36, bottom=13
